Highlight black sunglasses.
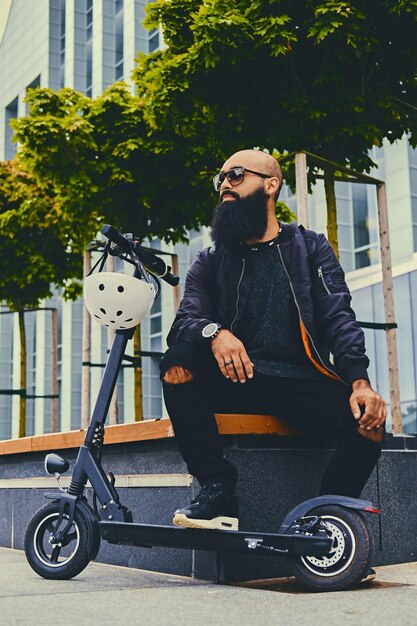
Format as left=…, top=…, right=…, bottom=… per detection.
left=213, top=166, right=271, bottom=192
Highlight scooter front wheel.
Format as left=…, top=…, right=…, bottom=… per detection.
left=25, top=501, right=93, bottom=579
left=287, top=504, right=373, bottom=592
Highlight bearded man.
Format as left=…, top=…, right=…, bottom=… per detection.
left=160, top=149, right=386, bottom=532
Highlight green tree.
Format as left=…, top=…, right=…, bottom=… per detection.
left=13, top=3, right=417, bottom=249
left=14, top=81, right=294, bottom=245
left=13, top=87, right=130, bottom=237
left=132, top=0, right=417, bottom=254
left=0, top=161, right=83, bottom=437
left=13, top=85, right=208, bottom=428
left=13, top=84, right=204, bottom=243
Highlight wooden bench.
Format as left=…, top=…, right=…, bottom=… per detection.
left=0, top=414, right=301, bottom=456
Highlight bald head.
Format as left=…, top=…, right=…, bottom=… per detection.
left=222, top=149, right=283, bottom=199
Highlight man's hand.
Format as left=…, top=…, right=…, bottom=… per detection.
left=350, top=379, right=386, bottom=431
left=211, top=329, right=253, bottom=383
left=163, top=366, right=193, bottom=384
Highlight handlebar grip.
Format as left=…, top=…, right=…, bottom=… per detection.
left=100, top=224, right=130, bottom=252
left=162, top=272, right=180, bottom=287
left=133, top=246, right=180, bottom=286
left=101, top=224, right=180, bottom=286
left=134, top=247, right=167, bottom=275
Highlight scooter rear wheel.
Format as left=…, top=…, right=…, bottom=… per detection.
left=287, top=504, right=373, bottom=592
left=25, top=501, right=93, bottom=580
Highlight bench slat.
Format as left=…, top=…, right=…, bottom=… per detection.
left=0, top=414, right=301, bottom=456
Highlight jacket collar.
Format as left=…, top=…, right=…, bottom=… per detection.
left=273, top=221, right=298, bottom=246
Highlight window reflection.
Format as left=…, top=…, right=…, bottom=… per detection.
left=351, top=271, right=417, bottom=433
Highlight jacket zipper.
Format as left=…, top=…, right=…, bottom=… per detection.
left=231, top=258, right=246, bottom=334
left=276, top=244, right=343, bottom=382
left=318, top=266, right=331, bottom=295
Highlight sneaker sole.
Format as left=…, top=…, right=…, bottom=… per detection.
left=361, top=570, right=376, bottom=584
left=173, top=513, right=239, bottom=531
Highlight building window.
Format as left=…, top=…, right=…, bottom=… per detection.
left=339, top=183, right=378, bottom=271
left=412, top=196, right=417, bottom=253
left=352, top=184, right=372, bottom=269
left=25, top=313, right=37, bottom=437
left=25, top=76, right=41, bottom=114
left=86, top=0, right=93, bottom=97
left=115, top=0, right=124, bottom=80
left=409, top=147, right=417, bottom=253
left=4, top=96, right=18, bottom=159
left=0, top=309, right=14, bottom=440
left=59, top=0, right=66, bottom=88
left=26, top=76, right=41, bottom=92
left=148, top=27, right=160, bottom=53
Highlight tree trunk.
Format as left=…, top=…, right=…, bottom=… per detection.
left=324, top=169, right=339, bottom=259
left=295, top=152, right=309, bottom=227
left=134, top=325, right=143, bottom=421
left=18, top=308, right=26, bottom=438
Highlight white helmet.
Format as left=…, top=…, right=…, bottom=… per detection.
left=84, top=272, right=155, bottom=330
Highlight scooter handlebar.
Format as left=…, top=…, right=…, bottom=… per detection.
left=100, top=224, right=131, bottom=253
left=100, top=224, right=180, bottom=286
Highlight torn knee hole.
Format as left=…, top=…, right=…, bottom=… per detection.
left=163, top=368, right=194, bottom=384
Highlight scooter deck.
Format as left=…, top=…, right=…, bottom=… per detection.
left=99, top=521, right=333, bottom=557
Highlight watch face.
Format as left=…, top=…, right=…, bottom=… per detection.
left=202, top=323, right=218, bottom=338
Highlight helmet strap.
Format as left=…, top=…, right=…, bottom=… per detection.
left=87, top=244, right=109, bottom=277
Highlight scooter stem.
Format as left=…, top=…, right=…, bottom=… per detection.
left=85, top=328, right=134, bottom=445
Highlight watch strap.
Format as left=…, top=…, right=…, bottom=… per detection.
left=210, top=325, right=222, bottom=340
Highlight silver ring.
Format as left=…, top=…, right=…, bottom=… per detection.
left=224, top=359, right=233, bottom=366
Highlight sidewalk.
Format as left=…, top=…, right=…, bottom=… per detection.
left=1, top=547, right=417, bottom=626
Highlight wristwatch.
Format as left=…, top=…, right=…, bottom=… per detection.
left=202, top=322, right=222, bottom=340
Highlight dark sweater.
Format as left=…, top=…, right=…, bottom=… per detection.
left=236, top=239, right=322, bottom=380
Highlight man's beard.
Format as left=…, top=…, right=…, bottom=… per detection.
left=210, top=187, right=269, bottom=246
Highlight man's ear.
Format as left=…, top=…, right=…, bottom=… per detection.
left=266, top=177, right=280, bottom=197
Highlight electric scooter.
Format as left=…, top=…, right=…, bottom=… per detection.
left=24, top=225, right=380, bottom=592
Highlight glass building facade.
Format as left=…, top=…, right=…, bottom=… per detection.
left=1, top=0, right=417, bottom=439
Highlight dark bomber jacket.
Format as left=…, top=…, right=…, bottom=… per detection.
left=166, top=222, right=369, bottom=386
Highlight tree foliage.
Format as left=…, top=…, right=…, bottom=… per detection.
left=134, top=0, right=417, bottom=180
left=0, top=160, right=85, bottom=436
left=0, top=160, right=83, bottom=308
left=14, top=82, right=294, bottom=244
left=13, top=1, right=417, bottom=245
left=13, top=83, right=226, bottom=243
left=13, top=85, right=151, bottom=240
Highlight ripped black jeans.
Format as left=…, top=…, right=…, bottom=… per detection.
left=161, top=342, right=383, bottom=497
